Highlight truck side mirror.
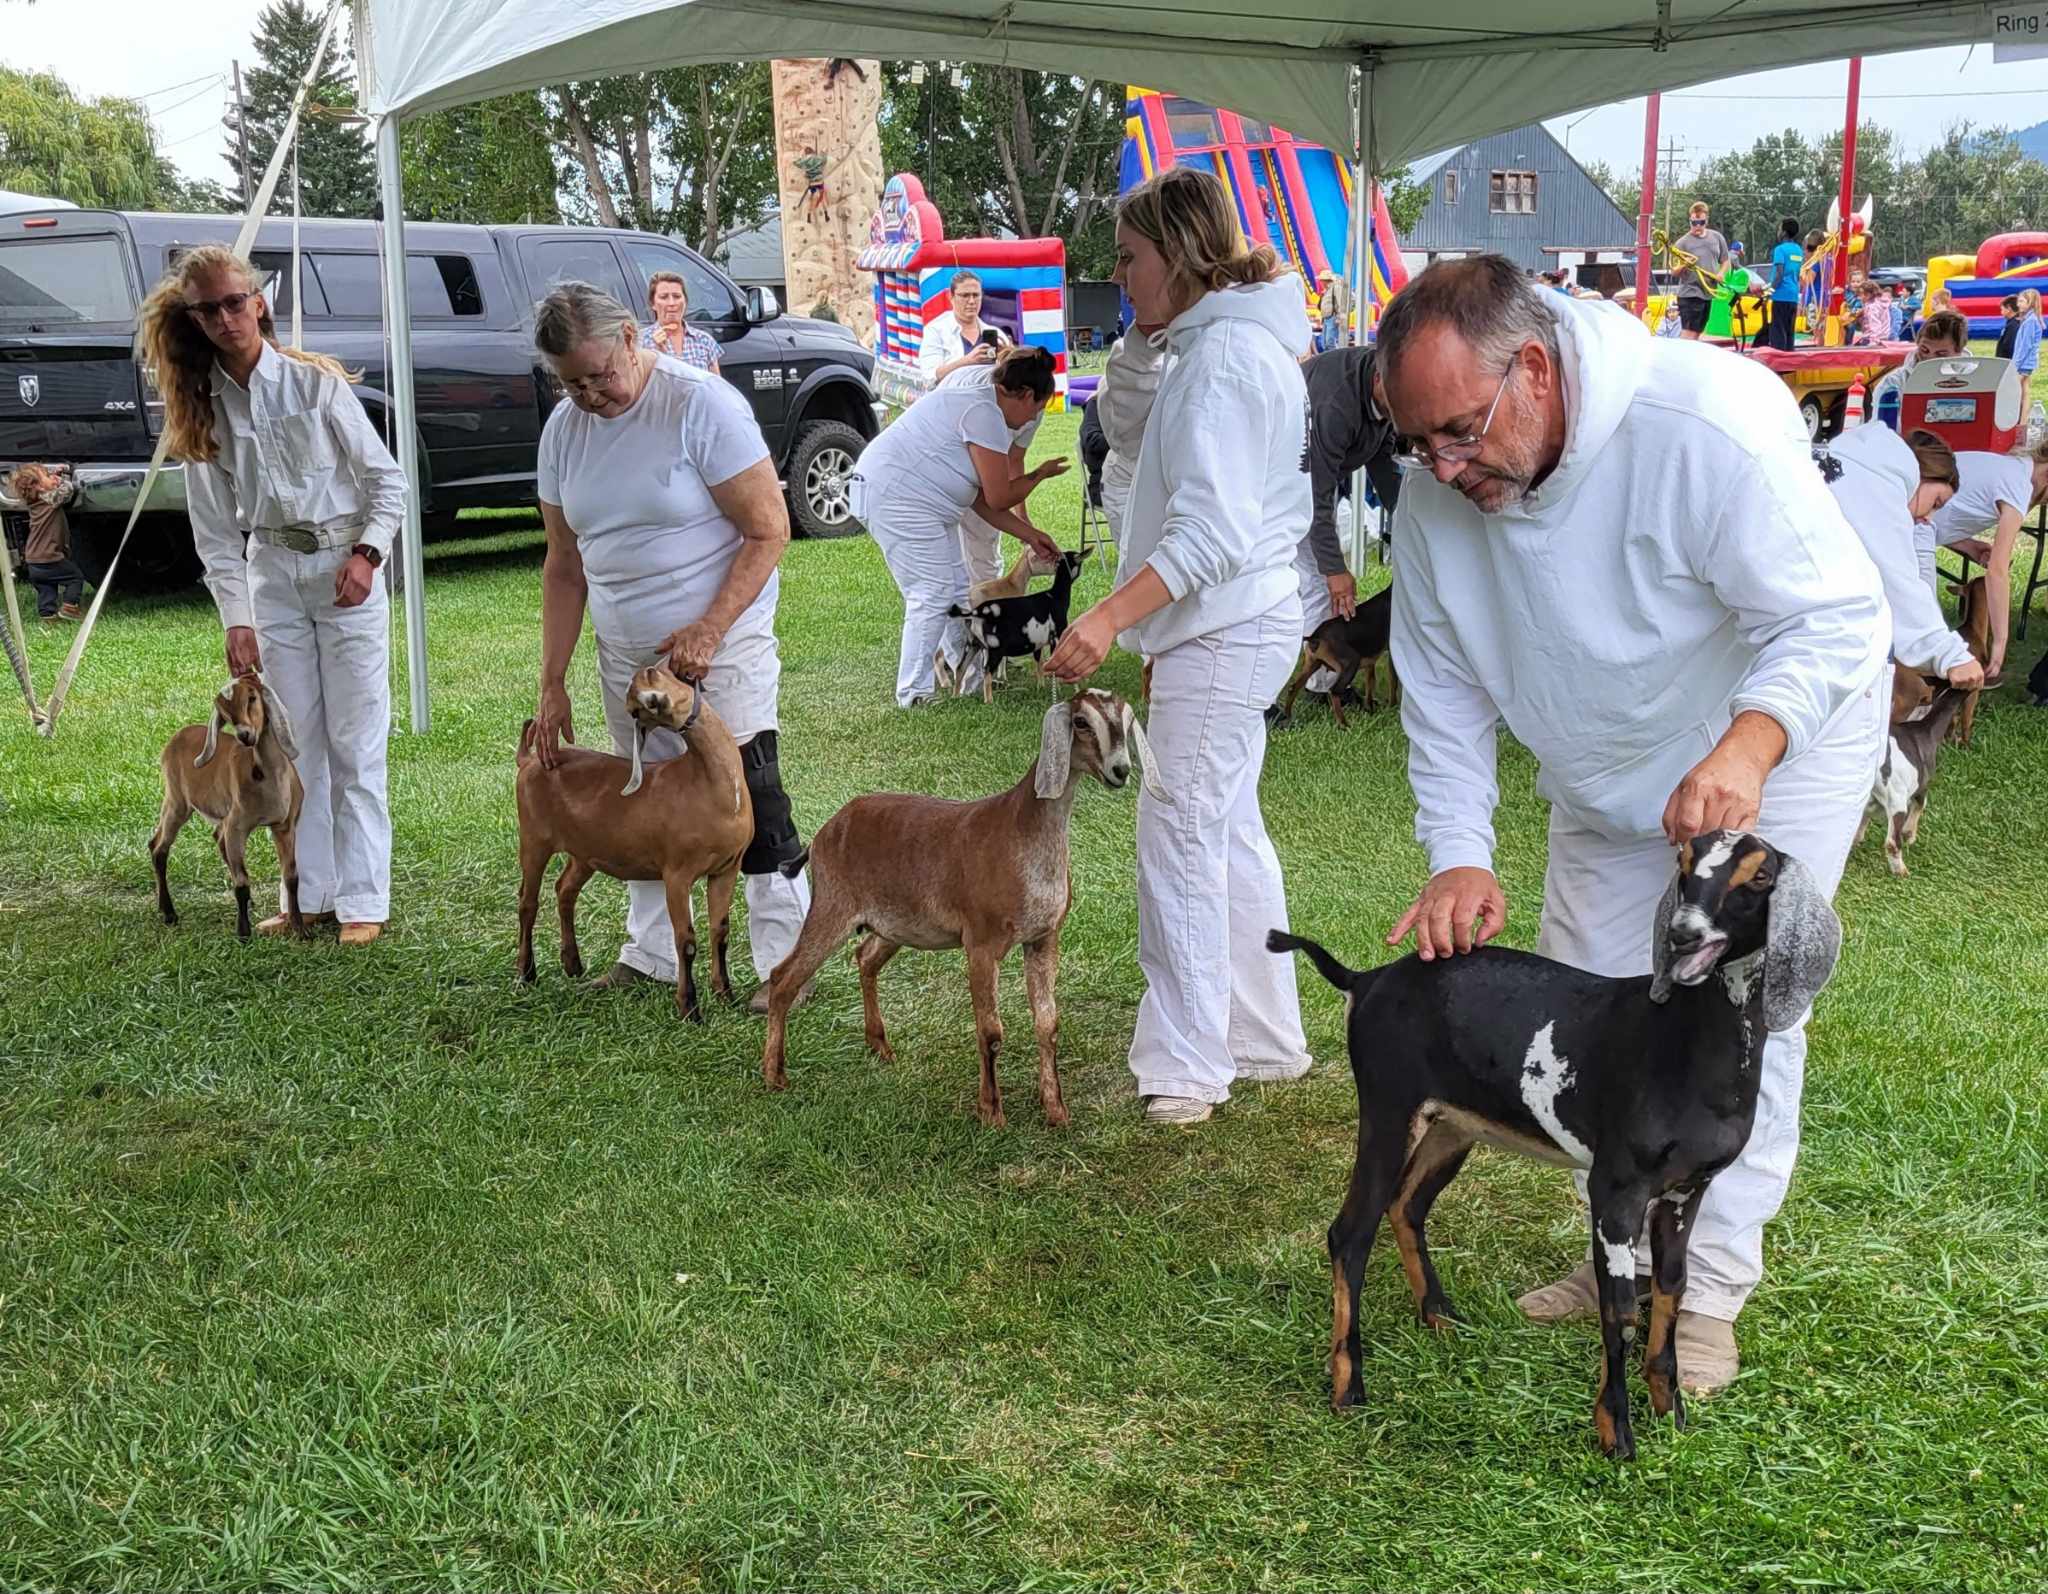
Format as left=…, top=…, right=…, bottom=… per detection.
left=746, top=285, right=781, bottom=325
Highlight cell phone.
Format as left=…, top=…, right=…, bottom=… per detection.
left=977, top=329, right=1003, bottom=349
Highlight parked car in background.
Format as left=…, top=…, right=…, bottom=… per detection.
left=0, top=208, right=879, bottom=583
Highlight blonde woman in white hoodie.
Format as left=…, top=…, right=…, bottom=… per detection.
left=1047, top=166, right=1315, bottom=1127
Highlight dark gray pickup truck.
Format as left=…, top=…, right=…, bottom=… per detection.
left=0, top=207, right=878, bottom=581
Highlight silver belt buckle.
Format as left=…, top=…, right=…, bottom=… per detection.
left=273, top=525, right=320, bottom=554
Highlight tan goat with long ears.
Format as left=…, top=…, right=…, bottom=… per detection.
left=151, top=674, right=305, bottom=940
left=758, top=688, right=1167, bottom=1126
left=515, top=662, right=753, bottom=1022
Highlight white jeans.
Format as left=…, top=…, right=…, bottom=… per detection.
left=957, top=511, right=1003, bottom=590
left=1537, top=672, right=1886, bottom=1321
left=1130, top=602, right=1311, bottom=1103
left=594, top=631, right=812, bottom=985
left=1103, top=452, right=1136, bottom=563
left=247, top=541, right=390, bottom=922
left=867, top=504, right=978, bottom=706
left=1292, top=537, right=1336, bottom=693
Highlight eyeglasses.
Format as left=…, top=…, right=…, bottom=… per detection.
left=1391, top=361, right=1517, bottom=473
left=186, top=292, right=254, bottom=323
left=557, top=336, right=633, bottom=399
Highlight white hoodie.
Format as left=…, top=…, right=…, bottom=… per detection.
left=1098, top=333, right=1164, bottom=460
left=1118, top=278, right=1313, bottom=656
left=1819, top=425, right=1972, bottom=676
left=1392, top=293, right=1889, bottom=874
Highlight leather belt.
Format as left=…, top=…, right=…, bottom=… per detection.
left=252, top=522, right=363, bottom=554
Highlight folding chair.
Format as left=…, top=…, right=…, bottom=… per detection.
left=1077, top=443, right=1112, bottom=567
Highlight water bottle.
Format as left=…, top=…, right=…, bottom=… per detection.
left=2030, top=400, right=2045, bottom=449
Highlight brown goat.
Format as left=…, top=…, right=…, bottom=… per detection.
left=1949, top=574, right=1993, bottom=747
left=150, top=674, right=305, bottom=940
left=515, top=663, right=753, bottom=1021
left=759, top=689, right=1166, bottom=1126
left=1273, top=588, right=1399, bottom=729
left=1889, top=663, right=1934, bottom=725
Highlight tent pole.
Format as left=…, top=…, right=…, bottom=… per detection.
left=1827, top=56, right=1861, bottom=349
left=375, top=114, right=431, bottom=734
left=1348, top=60, right=1374, bottom=577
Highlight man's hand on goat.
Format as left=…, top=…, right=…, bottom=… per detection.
left=661, top=620, right=722, bottom=680
left=225, top=626, right=262, bottom=677
left=1326, top=570, right=1357, bottom=621
left=1387, top=867, right=1506, bottom=961
left=1045, top=606, right=1115, bottom=682
left=1662, top=711, right=1786, bottom=845
left=334, top=553, right=376, bottom=609
left=533, top=681, right=575, bottom=770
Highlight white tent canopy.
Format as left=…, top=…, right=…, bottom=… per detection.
left=349, top=0, right=2001, bottom=729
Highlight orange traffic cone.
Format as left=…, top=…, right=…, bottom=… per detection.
left=1844, top=379, right=1866, bottom=429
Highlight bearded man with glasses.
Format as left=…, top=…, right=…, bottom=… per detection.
left=1375, top=254, right=1889, bottom=1395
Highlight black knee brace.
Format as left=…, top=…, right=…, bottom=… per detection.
left=739, top=730, right=804, bottom=875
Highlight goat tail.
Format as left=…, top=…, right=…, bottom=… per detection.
left=778, top=846, right=810, bottom=880
left=946, top=603, right=974, bottom=620
left=1266, top=928, right=1358, bottom=992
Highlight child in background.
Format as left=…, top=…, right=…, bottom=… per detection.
left=2013, top=288, right=2042, bottom=383
left=11, top=463, right=85, bottom=621
left=1996, top=295, right=2022, bottom=361
left=1858, top=283, right=1893, bottom=345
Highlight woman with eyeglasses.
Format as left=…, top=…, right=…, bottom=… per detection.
left=1044, top=165, right=1316, bottom=1128
left=528, top=280, right=813, bottom=1008
left=139, top=245, right=404, bottom=947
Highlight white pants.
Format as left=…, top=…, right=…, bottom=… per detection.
left=1103, top=453, right=1136, bottom=562
left=594, top=631, right=812, bottom=985
left=867, top=504, right=979, bottom=706
left=957, top=511, right=1004, bottom=590
left=1130, top=602, right=1311, bottom=1103
left=1537, top=673, right=1886, bottom=1321
left=1292, top=537, right=1337, bottom=694
left=247, top=542, right=391, bottom=922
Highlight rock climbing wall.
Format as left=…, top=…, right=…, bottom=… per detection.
left=771, top=58, right=884, bottom=344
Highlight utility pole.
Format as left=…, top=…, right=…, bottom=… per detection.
left=231, top=60, right=252, bottom=208
left=1658, top=137, right=1683, bottom=238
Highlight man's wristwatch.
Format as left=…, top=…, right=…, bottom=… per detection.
left=350, top=543, right=384, bottom=569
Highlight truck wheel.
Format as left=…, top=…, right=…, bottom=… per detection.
left=785, top=420, right=866, bottom=539
left=74, top=514, right=201, bottom=592
left=1799, top=394, right=1826, bottom=441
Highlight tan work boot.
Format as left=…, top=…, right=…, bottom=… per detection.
left=256, top=910, right=333, bottom=937
left=591, top=961, right=658, bottom=990
left=1675, top=1310, right=1740, bottom=1393
left=338, top=921, right=384, bottom=947
left=1514, top=1259, right=1650, bottom=1323
left=747, top=980, right=814, bottom=1016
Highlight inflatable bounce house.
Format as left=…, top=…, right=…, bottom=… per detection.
left=1118, top=87, right=1408, bottom=336
left=1927, top=233, right=2048, bottom=338
left=856, top=173, right=1068, bottom=411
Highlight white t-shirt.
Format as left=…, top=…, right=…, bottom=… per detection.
left=856, top=366, right=1038, bottom=529
left=917, top=316, right=1008, bottom=379
left=1926, top=451, right=2035, bottom=552
left=536, top=355, right=774, bottom=650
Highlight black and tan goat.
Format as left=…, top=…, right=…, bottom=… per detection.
left=1863, top=682, right=1967, bottom=877
left=515, top=662, right=753, bottom=1021
left=1271, top=830, right=1841, bottom=1461
left=759, top=689, right=1165, bottom=1126
left=1272, top=587, right=1399, bottom=729
left=151, top=674, right=305, bottom=940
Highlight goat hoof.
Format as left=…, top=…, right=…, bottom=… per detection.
left=867, top=1034, right=896, bottom=1063
left=977, top=1104, right=1007, bottom=1128
left=1043, top=1103, right=1070, bottom=1129
left=1329, top=1379, right=1364, bottom=1412
left=561, top=955, right=585, bottom=980
left=1422, top=1302, right=1462, bottom=1331
left=160, top=910, right=178, bottom=927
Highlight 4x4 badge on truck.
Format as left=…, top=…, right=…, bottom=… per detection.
left=17, top=374, right=39, bottom=408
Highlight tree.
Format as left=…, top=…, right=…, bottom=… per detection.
left=229, top=0, right=376, bottom=218
left=154, top=158, right=239, bottom=214
left=1381, top=165, right=1430, bottom=236
left=0, top=67, right=159, bottom=207
left=402, top=93, right=561, bottom=224
left=550, top=66, right=777, bottom=255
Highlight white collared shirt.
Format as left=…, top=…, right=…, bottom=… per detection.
left=186, top=341, right=406, bottom=629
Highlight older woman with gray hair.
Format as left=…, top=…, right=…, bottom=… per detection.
left=530, top=279, right=811, bottom=1010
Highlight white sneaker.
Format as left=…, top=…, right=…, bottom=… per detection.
left=1236, top=1057, right=1312, bottom=1083
left=1143, top=1094, right=1214, bottom=1125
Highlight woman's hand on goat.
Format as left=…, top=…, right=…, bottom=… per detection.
left=1045, top=606, right=1117, bottom=682
left=1387, top=867, right=1506, bottom=961
left=1948, top=658, right=1986, bottom=690
left=533, top=681, right=575, bottom=770
left=333, top=553, right=376, bottom=609
left=661, top=620, right=722, bottom=680
left=1662, top=711, right=1786, bottom=845
left=225, top=626, right=262, bottom=678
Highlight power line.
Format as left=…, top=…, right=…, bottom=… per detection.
left=148, top=79, right=226, bottom=121
left=130, top=71, right=227, bottom=102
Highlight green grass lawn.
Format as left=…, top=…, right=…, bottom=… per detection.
left=3, top=411, right=2047, bottom=1590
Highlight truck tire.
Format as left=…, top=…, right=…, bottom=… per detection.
left=74, top=514, right=202, bottom=592
left=785, top=419, right=867, bottom=539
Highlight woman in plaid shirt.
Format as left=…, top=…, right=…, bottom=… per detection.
left=640, top=270, right=722, bottom=373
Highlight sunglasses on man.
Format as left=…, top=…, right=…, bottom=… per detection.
left=185, top=292, right=255, bottom=323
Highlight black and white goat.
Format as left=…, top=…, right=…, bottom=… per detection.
left=949, top=549, right=1084, bottom=703
left=1271, top=829, right=1841, bottom=1462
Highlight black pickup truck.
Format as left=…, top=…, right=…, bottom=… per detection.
left=0, top=208, right=879, bottom=581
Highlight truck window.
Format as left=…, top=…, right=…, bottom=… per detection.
left=306, top=252, right=486, bottom=319
left=521, top=238, right=632, bottom=312
left=0, top=235, right=134, bottom=329
left=622, top=239, right=740, bottom=323
left=311, top=252, right=385, bottom=317
left=169, top=245, right=324, bottom=318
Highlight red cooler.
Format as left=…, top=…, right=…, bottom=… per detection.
left=1900, top=355, right=2024, bottom=453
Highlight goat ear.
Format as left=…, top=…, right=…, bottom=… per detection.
left=194, top=682, right=232, bottom=767
left=1122, top=700, right=1171, bottom=804
left=621, top=723, right=647, bottom=797
left=1034, top=702, right=1073, bottom=799
left=257, top=679, right=298, bottom=761
left=1763, top=853, right=1841, bottom=1032
left=1646, top=870, right=1682, bottom=1004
